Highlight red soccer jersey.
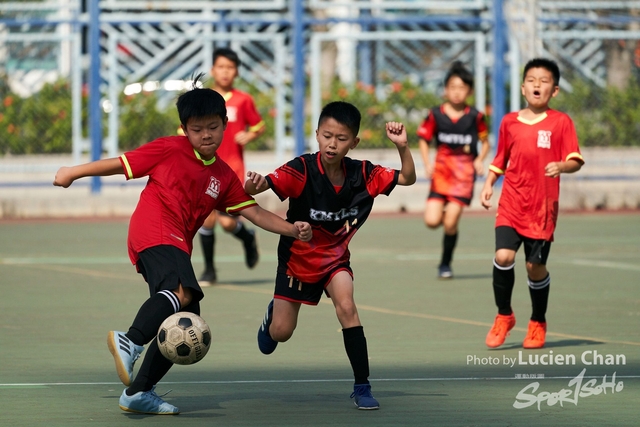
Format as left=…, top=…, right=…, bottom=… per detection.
left=265, top=153, right=399, bottom=283
left=417, top=105, right=488, bottom=200
left=119, top=135, right=257, bottom=264
left=215, top=89, right=264, bottom=181
left=489, top=109, right=584, bottom=241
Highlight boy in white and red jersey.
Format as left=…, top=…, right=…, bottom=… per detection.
left=53, top=76, right=311, bottom=415
left=480, top=58, right=584, bottom=350
left=417, top=61, right=490, bottom=279
left=245, top=101, right=416, bottom=410
left=196, top=47, right=266, bottom=284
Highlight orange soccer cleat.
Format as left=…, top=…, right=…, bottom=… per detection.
left=485, top=313, right=516, bottom=348
left=523, top=320, right=547, bottom=349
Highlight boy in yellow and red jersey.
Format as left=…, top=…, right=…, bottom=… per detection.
left=197, top=47, right=266, bottom=284
left=481, top=58, right=584, bottom=350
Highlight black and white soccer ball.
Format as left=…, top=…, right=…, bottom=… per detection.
left=157, top=312, right=212, bottom=365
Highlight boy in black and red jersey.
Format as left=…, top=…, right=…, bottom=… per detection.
left=417, top=61, right=490, bottom=279
left=53, top=76, right=311, bottom=415
left=245, top=101, right=416, bottom=410
left=480, top=58, right=584, bottom=350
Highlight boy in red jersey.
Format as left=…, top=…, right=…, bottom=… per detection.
left=417, top=61, right=490, bottom=279
left=197, top=47, right=266, bottom=284
left=53, top=77, right=311, bottom=415
left=480, top=58, right=584, bottom=349
left=245, top=101, right=416, bottom=410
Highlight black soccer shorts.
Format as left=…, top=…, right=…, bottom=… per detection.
left=136, top=245, right=204, bottom=302
left=495, top=226, right=551, bottom=265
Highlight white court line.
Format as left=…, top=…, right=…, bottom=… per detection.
left=2, top=375, right=640, bottom=388
left=569, top=259, right=640, bottom=272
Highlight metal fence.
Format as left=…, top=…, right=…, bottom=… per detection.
left=2, top=0, right=640, bottom=191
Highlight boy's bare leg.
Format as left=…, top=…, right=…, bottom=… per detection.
left=257, top=298, right=300, bottom=355
left=270, top=298, right=301, bottom=342
left=423, top=199, right=445, bottom=229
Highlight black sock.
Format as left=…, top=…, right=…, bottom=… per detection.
left=199, top=231, right=215, bottom=272
left=232, top=221, right=252, bottom=243
left=440, top=232, right=458, bottom=267
left=343, top=326, right=370, bottom=385
left=493, top=259, right=515, bottom=316
left=125, top=291, right=180, bottom=346
left=528, top=274, right=550, bottom=323
left=126, top=301, right=200, bottom=396
left=127, top=338, right=173, bottom=395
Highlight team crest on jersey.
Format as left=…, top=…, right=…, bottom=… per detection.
left=227, top=106, right=237, bottom=123
left=205, top=176, right=221, bottom=199
left=537, top=130, right=552, bottom=149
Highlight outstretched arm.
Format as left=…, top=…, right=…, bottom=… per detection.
left=53, top=158, right=124, bottom=188
left=244, top=171, right=271, bottom=195
left=386, top=122, right=416, bottom=186
left=239, top=205, right=312, bottom=242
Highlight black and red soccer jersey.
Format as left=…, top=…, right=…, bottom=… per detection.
left=265, top=152, right=399, bottom=283
left=489, top=109, right=584, bottom=241
left=417, top=105, right=488, bottom=200
left=120, top=135, right=257, bottom=265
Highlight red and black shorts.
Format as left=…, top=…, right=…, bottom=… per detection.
left=495, top=226, right=551, bottom=265
left=274, top=264, right=353, bottom=306
left=136, top=245, right=204, bottom=302
left=427, top=191, right=471, bottom=207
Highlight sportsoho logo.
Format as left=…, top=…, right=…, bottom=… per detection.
left=466, top=350, right=627, bottom=410
left=513, top=368, right=624, bottom=410
left=512, top=350, right=626, bottom=410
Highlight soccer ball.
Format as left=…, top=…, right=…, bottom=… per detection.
left=157, top=312, right=212, bottom=365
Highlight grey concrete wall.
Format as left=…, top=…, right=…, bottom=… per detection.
left=0, top=147, right=638, bottom=218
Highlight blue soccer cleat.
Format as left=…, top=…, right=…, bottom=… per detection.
left=350, top=384, right=380, bottom=410
left=438, top=264, right=453, bottom=279
left=118, top=386, right=179, bottom=415
left=257, top=299, right=278, bottom=355
left=107, top=331, right=144, bottom=386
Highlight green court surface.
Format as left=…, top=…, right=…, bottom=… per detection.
left=1, top=212, right=638, bottom=426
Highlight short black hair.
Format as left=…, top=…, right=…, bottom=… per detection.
left=176, top=73, right=226, bottom=126
left=213, top=47, right=241, bottom=67
left=444, top=61, right=474, bottom=89
left=318, top=101, right=361, bottom=136
left=523, top=58, right=560, bottom=86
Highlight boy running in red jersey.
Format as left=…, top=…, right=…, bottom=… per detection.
left=53, top=77, right=311, bottom=415
left=480, top=58, right=584, bottom=349
left=417, top=62, right=490, bottom=279
left=245, top=101, right=416, bottom=410
left=197, top=47, right=266, bottom=284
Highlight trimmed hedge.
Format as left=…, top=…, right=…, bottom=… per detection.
left=2, top=73, right=639, bottom=155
